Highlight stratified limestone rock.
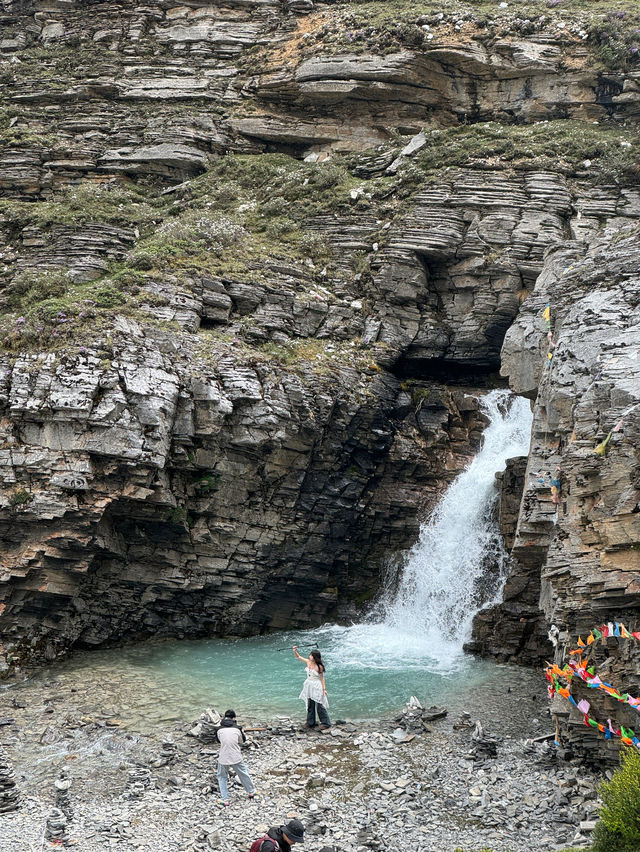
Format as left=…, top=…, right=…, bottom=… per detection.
left=0, top=745, right=19, bottom=814
left=503, top=229, right=640, bottom=634
left=0, top=320, right=488, bottom=669
left=472, top=228, right=640, bottom=681
left=1, top=0, right=640, bottom=711
left=244, top=37, right=609, bottom=150
left=99, top=144, right=210, bottom=180
left=367, top=174, right=639, bottom=371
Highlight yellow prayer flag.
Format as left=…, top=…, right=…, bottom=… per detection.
left=542, top=306, right=551, bottom=321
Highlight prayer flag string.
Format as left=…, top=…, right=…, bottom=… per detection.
left=545, top=622, right=640, bottom=750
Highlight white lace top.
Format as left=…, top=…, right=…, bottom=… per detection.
left=299, top=666, right=328, bottom=707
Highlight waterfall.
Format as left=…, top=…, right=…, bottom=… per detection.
left=321, top=389, right=532, bottom=675
left=380, top=389, right=533, bottom=665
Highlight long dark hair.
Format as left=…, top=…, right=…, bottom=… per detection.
left=310, top=649, right=325, bottom=673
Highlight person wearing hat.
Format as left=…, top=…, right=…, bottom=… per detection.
left=216, top=709, right=256, bottom=806
left=251, top=819, right=305, bottom=852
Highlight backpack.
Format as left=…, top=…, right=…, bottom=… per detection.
left=249, top=835, right=280, bottom=852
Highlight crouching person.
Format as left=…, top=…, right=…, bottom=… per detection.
left=250, top=819, right=305, bottom=852
left=216, top=709, right=256, bottom=806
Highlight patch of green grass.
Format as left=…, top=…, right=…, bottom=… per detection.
left=129, top=153, right=383, bottom=280
left=400, top=121, right=640, bottom=185
left=0, top=181, right=162, bottom=229
left=0, top=265, right=160, bottom=352
left=9, top=488, right=32, bottom=508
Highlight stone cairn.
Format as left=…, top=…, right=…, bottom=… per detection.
left=189, top=708, right=221, bottom=743
left=0, top=744, right=19, bottom=813
left=125, top=766, right=152, bottom=799
left=55, top=775, right=73, bottom=822
left=453, top=711, right=474, bottom=730
left=45, top=807, right=71, bottom=846
left=392, top=696, right=448, bottom=739
left=469, top=720, right=498, bottom=761
left=153, top=737, right=177, bottom=768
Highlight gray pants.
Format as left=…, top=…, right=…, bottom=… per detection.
left=217, top=761, right=255, bottom=801
left=307, top=699, right=331, bottom=727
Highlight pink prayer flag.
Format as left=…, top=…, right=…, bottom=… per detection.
left=577, top=699, right=590, bottom=714
left=590, top=675, right=603, bottom=687
left=613, top=419, right=623, bottom=432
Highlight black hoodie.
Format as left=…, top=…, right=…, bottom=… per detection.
left=259, top=827, right=292, bottom=852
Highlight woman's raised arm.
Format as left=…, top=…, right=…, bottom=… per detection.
left=292, top=645, right=310, bottom=664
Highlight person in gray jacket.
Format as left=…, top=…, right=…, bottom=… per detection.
left=216, top=709, right=256, bottom=806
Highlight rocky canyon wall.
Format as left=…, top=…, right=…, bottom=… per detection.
left=1, top=0, right=640, bottom=696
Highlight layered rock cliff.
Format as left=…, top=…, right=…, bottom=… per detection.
left=1, top=0, right=639, bottom=696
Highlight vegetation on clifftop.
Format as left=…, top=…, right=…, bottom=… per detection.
left=301, top=0, right=640, bottom=69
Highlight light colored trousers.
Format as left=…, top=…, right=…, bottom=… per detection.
left=217, top=760, right=255, bottom=800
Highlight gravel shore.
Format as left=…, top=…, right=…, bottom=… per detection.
left=0, top=663, right=601, bottom=852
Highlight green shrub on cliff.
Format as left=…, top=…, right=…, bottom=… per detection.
left=592, top=748, right=640, bottom=852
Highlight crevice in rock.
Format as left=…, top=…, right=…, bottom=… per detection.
left=390, top=357, right=504, bottom=385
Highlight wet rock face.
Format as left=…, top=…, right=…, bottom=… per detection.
left=471, top=229, right=640, bottom=673
left=465, top=455, right=555, bottom=667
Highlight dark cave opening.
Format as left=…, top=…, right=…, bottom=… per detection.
left=390, top=356, right=506, bottom=386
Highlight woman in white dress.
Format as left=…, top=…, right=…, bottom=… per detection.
left=292, top=646, right=331, bottom=729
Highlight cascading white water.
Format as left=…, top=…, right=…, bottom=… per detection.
left=381, top=388, right=533, bottom=664
left=324, top=389, right=533, bottom=673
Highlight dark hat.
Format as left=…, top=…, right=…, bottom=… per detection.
left=224, top=709, right=236, bottom=718
left=283, top=819, right=304, bottom=843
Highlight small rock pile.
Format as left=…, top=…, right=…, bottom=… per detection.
left=469, top=720, right=498, bottom=761
left=0, top=745, right=19, bottom=813
left=55, top=774, right=73, bottom=821
left=125, top=766, right=151, bottom=799
left=392, top=696, right=447, bottom=738
left=453, top=711, right=474, bottom=730
left=45, top=806, right=71, bottom=846
left=154, top=737, right=177, bottom=767
left=189, top=709, right=221, bottom=743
